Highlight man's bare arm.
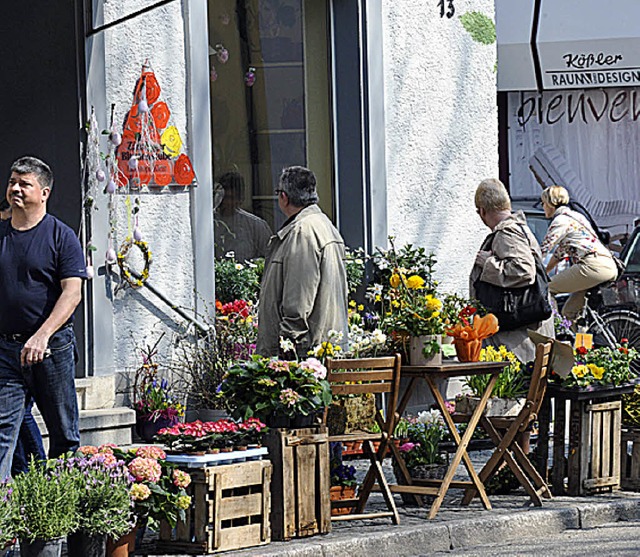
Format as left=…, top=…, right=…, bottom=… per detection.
left=21, top=277, right=82, bottom=367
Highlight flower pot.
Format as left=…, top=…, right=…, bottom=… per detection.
left=456, top=396, right=525, bottom=417
left=135, top=415, right=179, bottom=443
left=454, top=338, right=482, bottom=362
left=20, top=537, right=63, bottom=557
left=265, top=411, right=321, bottom=429
left=106, top=526, right=137, bottom=557
left=66, top=531, right=106, bottom=557
left=329, top=485, right=356, bottom=516
left=195, top=408, right=230, bottom=422
left=410, top=335, right=442, bottom=366
left=392, top=461, right=448, bottom=506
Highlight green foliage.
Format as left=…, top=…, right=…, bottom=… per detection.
left=399, top=411, right=447, bottom=467
left=623, top=385, right=640, bottom=427
left=460, top=11, right=496, bottom=45
left=13, top=457, right=80, bottom=541
left=218, top=355, right=333, bottom=422
left=0, top=480, right=17, bottom=547
left=558, top=342, right=638, bottom=389
left=214, top=256, right=263, bottom=303
left=345, top=246, right=366, bottom=295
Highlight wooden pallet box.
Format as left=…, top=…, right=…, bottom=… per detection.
left=156, top=459, right=272, bottom=554
left=550, top=389, right=623, bottom=495
left=621, top=427, right=640, bottom=490
left=264, top=426, right=331, bottom=540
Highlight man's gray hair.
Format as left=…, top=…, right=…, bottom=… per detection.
left=10, top=156, right=54, bottom=190
left=475, top=178, right=511, bottom=212
left=279, top=166, right=318, bottom=207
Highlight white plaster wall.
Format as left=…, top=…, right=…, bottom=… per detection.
left=381, top=1, right=498, bottom=295
left=98, top=1, right=196, bottom=374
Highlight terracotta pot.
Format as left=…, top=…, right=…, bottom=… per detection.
left=106, top=526, right=137, bottom=557
left=454, top=339, right=482, bottom=362
left=330, top=485, right=356, bottom=516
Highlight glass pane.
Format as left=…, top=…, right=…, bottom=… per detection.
left=209, top=0, right=331, bottom=259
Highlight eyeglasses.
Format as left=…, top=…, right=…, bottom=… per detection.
left=274, top=189, right=286, bottom=196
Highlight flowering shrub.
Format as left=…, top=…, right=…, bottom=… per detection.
left=214, top=254, right=262, bottom=303
left=61, top=451, right=133, bottom=537
left=155, top=418, right=267, bottom=452
left=0, top=480, right=16, bottom=548
left=555, top=340, right=638, bottom=389
left=464, top=345, right=526, bottom=399
left=102, top=446, right=192, bottom=529
left=398, top=410, right=448, bottom=468
left=217, top=354, right=333, bottom=422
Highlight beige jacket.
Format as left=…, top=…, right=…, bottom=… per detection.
left=256, top=204, right=349, bottom=358
left=470, top=211, right=554, bottom=363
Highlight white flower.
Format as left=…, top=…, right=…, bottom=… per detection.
left=235, top=263, right=244, bottom=270
left=370, top=329, right=387, bottom=346
left=299, top=357, right=327, bottom=380
left=225, top=251, right=235, bottom=259
left=279, top=337, right=295, bottom=353
left=417, top=409, right=444, bottom=426
left=365, top=283, right=384, bottom=302
left=355, top=258, right=363, bottom=265
left=327, top=329, right=344, bottom=343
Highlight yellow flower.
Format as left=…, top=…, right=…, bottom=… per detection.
left=349, top=300, right=356, bottom=308
left=375, top=294, right=381, bottom=303
left=176, top=495, right=192, bottom=510
left=390, top=273, right=402, bottom=288
left=391, top=300, right=400, bottom=308
left=572, top=364, right=588, bottom=378
left=358, top=304, right=364, bottom=311
left=161, top=125, right=183, bottom=157
left=425, top=294, right=442, bottom=313
left=406, top=275, right=425, bottom=290
left=587, top=363, right=605, bottom=380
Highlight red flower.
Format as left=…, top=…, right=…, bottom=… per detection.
left=151, top=101, right=171, bottom=130
left=621, top=338, right=629, bottom=344
left=174, top=154, right=195, bottom=185
left=576, top=346, right=588, bottom=356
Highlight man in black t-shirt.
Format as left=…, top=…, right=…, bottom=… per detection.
left=0, top=156, right=87, bottom=480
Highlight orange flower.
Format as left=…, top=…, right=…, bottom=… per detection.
left=174, top=154, right=195, bottom=185
left=153, top=158, right=173, bottom=186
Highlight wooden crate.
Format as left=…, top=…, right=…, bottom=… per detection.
left=551, top=391, right=622, bottom=495
left=621, top=427, right=640, bottom=490
left=156, top=459, right=272, bottom=554
left=264, top=426, right=331, bottom=540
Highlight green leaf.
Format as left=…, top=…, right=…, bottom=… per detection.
left=459, top=11, right=496, bottom=45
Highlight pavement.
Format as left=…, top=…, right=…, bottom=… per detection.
left=133, top=450, right=640, bottom=557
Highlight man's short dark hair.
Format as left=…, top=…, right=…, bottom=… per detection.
left=279, top=166, right=318, bottom=207
left=217, top=171, right=245, bottom=198
left=10, top=156, right=54, bottom=190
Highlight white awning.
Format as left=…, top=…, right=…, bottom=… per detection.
left=497, top=0, right=640, bottom=91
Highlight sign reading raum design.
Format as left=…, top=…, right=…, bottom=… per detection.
left=543, top=51, right=640, bottom=89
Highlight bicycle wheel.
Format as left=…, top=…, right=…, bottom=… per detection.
left=601, top=307, right=640, bottom=372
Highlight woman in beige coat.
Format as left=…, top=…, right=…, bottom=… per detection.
left=470, top=179, right=554, bottom=364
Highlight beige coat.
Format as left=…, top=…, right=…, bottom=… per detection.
left=470, top=211, right=555, bottom=363
left=256, top=204, right=349, bottom=358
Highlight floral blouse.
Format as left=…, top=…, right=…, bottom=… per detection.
left=540, top=206, right=610, bottom=265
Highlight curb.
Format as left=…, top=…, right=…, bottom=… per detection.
left=217, top=499, right=640, bottom=557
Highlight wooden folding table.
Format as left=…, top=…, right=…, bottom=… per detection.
left=390, top=361, right=508, bottom=519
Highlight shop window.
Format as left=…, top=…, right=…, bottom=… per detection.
left=208, top=0, right=333, bottom=261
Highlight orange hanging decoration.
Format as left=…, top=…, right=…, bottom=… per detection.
left=151, top=101, right=171, bottom=130
left=152, top=159, right=173, bottom=187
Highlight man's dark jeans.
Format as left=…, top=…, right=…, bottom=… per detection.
left=0, top=327, right=80, bottom=480
left=11, top=399, right=46, bottom=475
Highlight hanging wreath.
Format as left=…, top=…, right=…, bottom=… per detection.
left=117, top=237, right=152, bottom=288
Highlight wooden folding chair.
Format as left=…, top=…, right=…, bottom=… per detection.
left=324, top=354, right=401, bottom=524
left=461, top=342, right=554, bottom=507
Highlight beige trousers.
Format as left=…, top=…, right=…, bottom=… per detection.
left=549, top=253, right=617, bottom=322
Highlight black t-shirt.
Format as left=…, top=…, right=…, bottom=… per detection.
left=0, top=214, right=87, bottom=334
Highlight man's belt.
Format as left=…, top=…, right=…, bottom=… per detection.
left=0, top=332, right=31, bottom=343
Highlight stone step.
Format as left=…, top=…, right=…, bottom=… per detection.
left=35, top=407, right=136, bottom=451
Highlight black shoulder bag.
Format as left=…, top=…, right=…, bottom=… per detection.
left=473, top=225, right=553, bottom=332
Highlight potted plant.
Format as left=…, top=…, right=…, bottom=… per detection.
left=133, top=338, right=185, bottom=442
left=0, top=480, right=17, bottom=554
left=392, top=410, right=448, bottom=505
left=446, top=313, right=499, bottom=362
left=217, top=353, right=333, bottom=428
left=552, top=340, right=639, bottom=390
left=63, top=450, right=133, bottom=557
left=366, top=237, right=446, bottom=364
left=456, top=345, right=527, bottom=416
left=329, top=462, right=357, bottom=516
left=213, top=254, right=262, bottom=304
left=12, top=457, right=79, bottom=557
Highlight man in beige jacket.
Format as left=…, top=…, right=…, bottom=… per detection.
left=256, top=166, right=348, bottom=358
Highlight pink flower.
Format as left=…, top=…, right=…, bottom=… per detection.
left=279, top=388, right=301, bottom=407
left=399, top=442, right=417, bottom=453
left=172, top=469, right=191, bottom=488
left=78, top=445, right=99, bottom=455
left=98, top=443, right=117, bottom=454
left=136, top=446, right=167, bottom=460
left=299, top=357, right=327, bottom=380
left=89, top=452, right=118, bottom=467
left=128, top=457, right=162, bottom=483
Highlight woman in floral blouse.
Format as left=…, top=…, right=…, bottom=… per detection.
left=540, top=185, right=617, bottom=323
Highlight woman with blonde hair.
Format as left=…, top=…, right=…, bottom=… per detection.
left=540, top=185, right=617, bottom=323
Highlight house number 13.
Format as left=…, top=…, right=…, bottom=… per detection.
left=438, top=0, right=455, bottom=18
